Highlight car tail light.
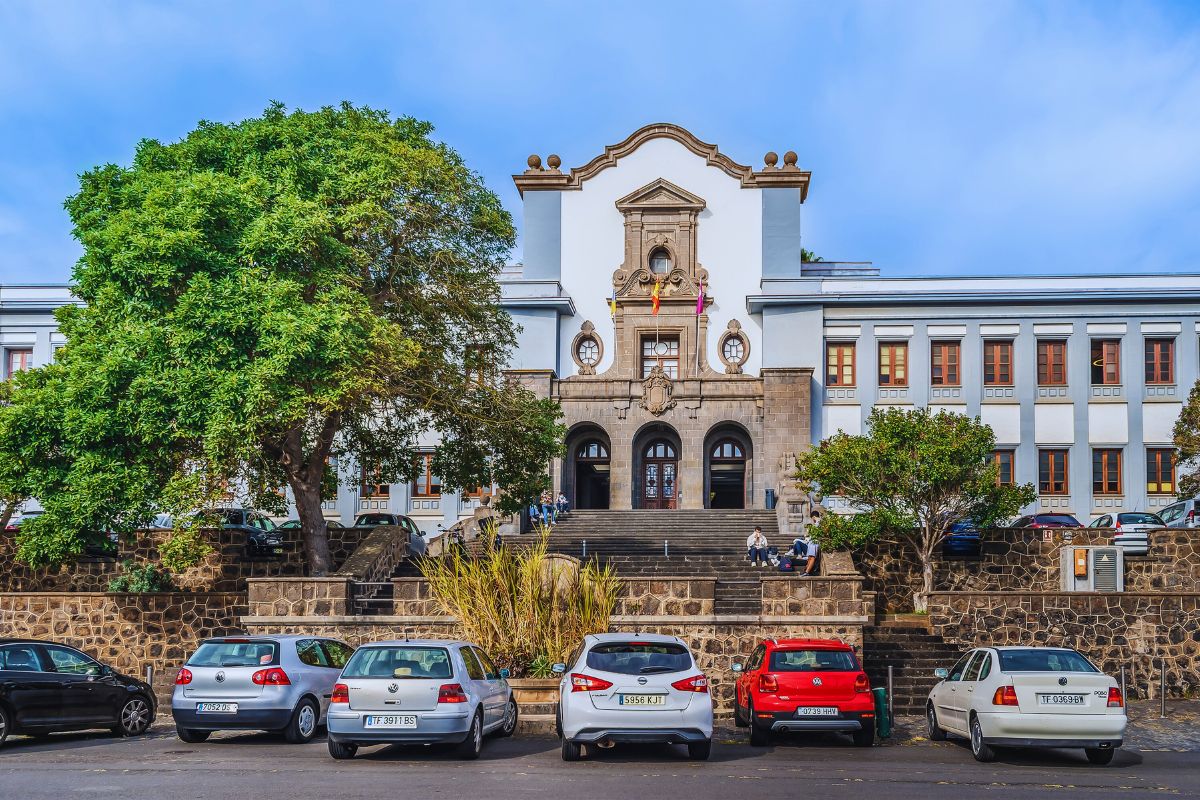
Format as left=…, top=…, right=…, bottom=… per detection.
left=1107, top=687, right=1124, bottom=708
left=175, top=668, right=192, bottom=685
left=758, top=674, right=778, bottom=693
left=220, top=638, right=250, bottom=644
left=1187, top=510, right=1197, bottom=526
left=992, top=685, right=1019, bottom=706
left=251, top=667, right=291, bottom=686
left=331, top=683, right=349, bottom=705
left=671, top=675, right=709, bottom=693
left=569, top=673, right=614, bottom=693
left=438, top=683, right=469, bottom=703
left=854, top=673, right=870, bottom=693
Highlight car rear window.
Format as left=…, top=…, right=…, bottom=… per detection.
left=1117, top=513, right=1163, bottom=525
left=355, top=514, right=394, bottom=526
left=1038, top=514, right=1080, bottom=526
left=341, top=646, right=452, bottom=679
left=998, top=649, right=1098, bottom=673
left=585, top=642, right=692, bottom=675
left=189, top=640, right=279, bottom=667
left=769, top=649, right=859, bottom=672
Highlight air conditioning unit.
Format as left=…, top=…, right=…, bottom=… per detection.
left=1060, top=546, right=1124, bottom=592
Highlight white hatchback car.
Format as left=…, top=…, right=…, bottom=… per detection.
left=926, top=646, right=1126, bottom=764
left=553, top=633, right=713, bottom=761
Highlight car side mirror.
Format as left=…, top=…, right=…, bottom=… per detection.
left=551, top=663, right=567, bottom=674
left=731, top=662, right=744, bottom=673
left=499, top=668, right=510, bottom=680
left=934, top=667, right=949, bottom=680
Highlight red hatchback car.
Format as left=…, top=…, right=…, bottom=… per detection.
left=732, top=638, right=876, bottom=747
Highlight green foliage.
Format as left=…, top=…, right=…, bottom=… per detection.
left=9, top=102, right=564, bottom=574
left=798, top=407, right=1035, bottom=609
left=106, top=560, right=174, bottom=593
left=801, top=248, right=823, bottom=263
left=1174, top=380, right=1200, bottom=497
left=157, top=527, right=212, bottom=572
left=417, top=526, right=620, bottom=677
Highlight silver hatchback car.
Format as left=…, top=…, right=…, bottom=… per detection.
left=326, top=639, right=517, bottom=760
left=172, top=635, right=354, bottom=743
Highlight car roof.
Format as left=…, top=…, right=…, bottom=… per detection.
left=586, top=632, right=685, bottom=646
left=359, top=639, right=468, bottom=648
left=989, top=646, right=1078, bottom=652
left=0, top=638, right=54, bottom=646
left=766, top=638, right=853, bottom=651
left=202, top=634, right=323, bottom=644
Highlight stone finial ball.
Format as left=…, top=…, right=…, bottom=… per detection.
left=783, top=150, right=799, bottom=167
left=763, top=151, right=778, bottom=168
left=527, top=154, right=542, bottom=169
left=547, top=154, right=561, bottom=169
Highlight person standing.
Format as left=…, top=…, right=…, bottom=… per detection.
left=746, top=526, right=769, bottom=568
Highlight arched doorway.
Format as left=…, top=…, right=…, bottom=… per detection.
left=573, top=439, right=611, bottom=510
left=639, top=439, right=679, bottom=510
left=705, top=424, right=752, bottom=509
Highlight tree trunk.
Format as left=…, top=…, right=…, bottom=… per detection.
left=0, top=497, right=19, bottom=534
left=291, top=477, right=332, bottom=576
left=914, top=522, right=937, bottom=613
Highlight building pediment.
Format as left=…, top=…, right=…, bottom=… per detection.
left=616, top=178, right=706, bottom=213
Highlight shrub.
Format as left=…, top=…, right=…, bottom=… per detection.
left=417, top=524, right=620, bottom=677
left=107, top=560, right=174, bottom=593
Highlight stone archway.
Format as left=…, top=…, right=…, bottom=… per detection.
left=632, top=422, right=682, bottom=510
left=563, top=424, right=611, bottom=510
left=704, top=422, right=753, bottom=509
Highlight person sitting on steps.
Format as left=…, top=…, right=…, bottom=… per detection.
left=746, top=526, right=769, bottom=568
left=790, top=510, right=822, bottom=577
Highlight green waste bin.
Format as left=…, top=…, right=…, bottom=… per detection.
left=872, top=687, right=891, bottom=739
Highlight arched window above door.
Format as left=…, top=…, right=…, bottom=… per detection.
left=577, top=440, right=609, bottom=460
left=644, top=440, right=677, bottom=459
left=710, top=439, right=745, bottom=460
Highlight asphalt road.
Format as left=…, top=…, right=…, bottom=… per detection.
left=1, top=724, right=1197, bottom=799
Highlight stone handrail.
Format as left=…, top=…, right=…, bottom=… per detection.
left=335, top=525, right=408, bottom=583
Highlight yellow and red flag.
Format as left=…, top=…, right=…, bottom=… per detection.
left=651, top=280, right=661, bottom=315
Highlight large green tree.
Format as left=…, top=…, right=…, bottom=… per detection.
left=16, top=102, right=564, bottom=575
left=797, top=407, right=1035, bottom=611
left=1173, top=381, right=1200, bottom=497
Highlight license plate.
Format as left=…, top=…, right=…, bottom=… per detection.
left=796, top=706, right=839, bottom=717
left=619, top=694, right=665, bottom=706
left=1038, top=694, right=1085, bottom=705
left=196, top=702, right=238, bottom=714
left=364, top=715, right=418, bottom=728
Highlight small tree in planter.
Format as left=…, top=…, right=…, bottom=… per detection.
left=797, top=407, right=1035, bottom=612
left=417, top=525, right=621, bottom=677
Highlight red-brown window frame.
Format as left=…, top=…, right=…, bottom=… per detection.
left=1036, top=340, right=1068, bottom=386
left=992, top=450, right=1015, bottom=487
left=826, top=342, right=856, bottom=387
left=878, top=341, right=909, bottom=387
left=1146, top=448, right=1176, bottom=495
left=930, top=341, right=961, bottom=387
left=1144, top=338, right=1174, bottom=385
left=1092, top=449, right=1123, bottom=496
left=1038, top=449, right=1069, bottom=495
left=1090, top=339, right=1121, bottom=385
left=412, top=454, right=441, bottom=498
left=983, top=340, right=1013, bottom=386
left=5, top=348, right=32, bottom=378
left=360, top=466, right=391, bottom=499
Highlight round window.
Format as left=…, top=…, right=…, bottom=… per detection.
left=723, top=336, right=746, bottom=364
left=577, top=338, right=600, bottom=366
left=649, top=248, right=672, bottom=274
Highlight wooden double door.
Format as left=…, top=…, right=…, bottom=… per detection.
left=640, top=439, right=678, bottom=510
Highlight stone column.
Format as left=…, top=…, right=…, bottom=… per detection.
left=761, top=368, right=814, bottom=499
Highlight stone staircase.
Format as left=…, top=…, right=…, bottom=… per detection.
left=862, top=622, right=964, bottom=715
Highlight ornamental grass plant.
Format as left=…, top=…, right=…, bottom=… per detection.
left=416, top=523, right=620, bottom=677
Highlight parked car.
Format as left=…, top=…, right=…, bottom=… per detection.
left=0, top=638, right=156, bottom=748
left=944, top=520, right=983, bottom=557
left=553, top=633, right=713, bottom=761
left=1010, top=513, right=1083, bottom=529
left=172, top=635, right=354, bottom=744
left=3, top=510, right=43, bottom=533
left=325, top=639, right=516, bottom=760
left=277, top=519, right=301, bottom=531
left=926, top=646, right=1125, bottom=764
left=1158, top=499, right=1199, bottom=529
left=195, top=508, right=286, bottom=558
left=352, top=513, right=427, bottom=557
left=1088, top=511, right=1164, bottom=555
left=732, top=638, right=875, bottom=747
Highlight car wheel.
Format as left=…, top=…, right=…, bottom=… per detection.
left=0, top=704, right=9, bottom=749
left=176, top=727, right=210, bottom=743
left=284, top=698, right=319, bottom=744
left=497, top=696, right=519, bottom=738
left=1085, top=747, right=1115, bottom=765
left=687, top=739, right=712, bottom=760
left=926, top=703, right=946, bottom=741
left=561, top=736, right=582, bottom=762
left=455, top=711, right=483, bottom=760
left=327, top=738, right=357, bottom=760
left=747, top=701, right=770, bottom=747
left=969, top=715, right=996, bottom=763
left=852, top=726, right=875, bottom=747
left=734, top=696, right=748, bottom=728
left=112, top=695, right=152, bottom=737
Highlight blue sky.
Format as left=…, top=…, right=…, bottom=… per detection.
left=1, top=0, right=1199, bottom=283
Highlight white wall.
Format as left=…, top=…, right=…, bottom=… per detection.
left=558, top=137, right=764, bottom=376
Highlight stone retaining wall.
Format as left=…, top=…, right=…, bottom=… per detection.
left=761, top=576, right=869, bottom=617
left=617, top=578, right=714, bottom=616
left=0, top=591, right=245, bottom=706
left=247, top=577, right=351, bottom=617
left=929, top=592, right=1200, bottom=699
left=858, top=528, right=1200, bottom=612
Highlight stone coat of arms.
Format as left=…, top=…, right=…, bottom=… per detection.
left=639, top=366, right=676, bottom=416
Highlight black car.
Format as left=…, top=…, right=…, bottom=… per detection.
left=0, top=639, right=156, bottom=747
left=196, top=508, right=286, bottom=558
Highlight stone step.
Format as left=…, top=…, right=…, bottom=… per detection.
left=516, top=714, right=556, bottom=737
